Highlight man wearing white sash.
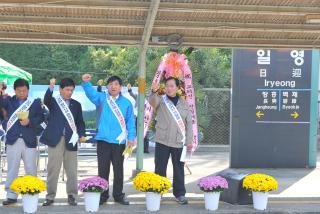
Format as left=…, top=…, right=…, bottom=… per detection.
left=82, top=74, right=135, bottom=206
left=0, top=79, right=44, bottom=206
left=41, top=78, right=86, bottom=206
left=149, top=77, right=193, bottom=205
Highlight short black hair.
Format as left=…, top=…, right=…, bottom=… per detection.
left=165, top=77, right=180, bottom=87
left=14, top=79, right=29, bottom=90
left=107, top=76, right=122, bottom=86
left=59, top=78, right=75, bottom=89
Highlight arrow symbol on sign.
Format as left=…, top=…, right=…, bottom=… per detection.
left=290, top=111, right=300, bottom=119
left=256, top=111, right=264, bottom=118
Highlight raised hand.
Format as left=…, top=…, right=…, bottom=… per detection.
left=127, top=83, right=132, bottom=90
left=151, top=82, right=160, bottom=93
left=49, top=78, right=56, bottom=89
left=82, top=73, right=91, bottom=82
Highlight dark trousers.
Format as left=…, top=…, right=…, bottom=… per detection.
left=144, top=136, right=149, bottom=153
left=97, top=141, right=126, bottom=201
left=154, top=142, right=186, bottom=198
left=136, top=118, right=149, bottom=153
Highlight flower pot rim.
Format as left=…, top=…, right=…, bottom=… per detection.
left=82, top=191, right=103, bottom=193
left=201, top=189, right=225, bottom=192
left=146, top=191, right=161, bottom=194
left=22, top=193, right=40, bottom=195
left=252, top=190, right=271, bottom=193
left=203, top=191, right=223, bottom=193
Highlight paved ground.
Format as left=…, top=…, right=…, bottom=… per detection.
left=0, top=145, right=320, bottom=213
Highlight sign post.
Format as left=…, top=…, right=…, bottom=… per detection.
left=231, top=49, right=319, bottom=168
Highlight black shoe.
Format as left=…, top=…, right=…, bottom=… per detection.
left=144, top=150, right=149, bottom=153
left=176, top=196, right=188, bottom=205
left=2, top=198, right=17, bottom=206
left=68, top=195, right=77, bottom=206
left=114, top=197, right=130, bottom=205
left=99, top=198, right=107, bottom=205
left=42, top=199, right=54, bottom=206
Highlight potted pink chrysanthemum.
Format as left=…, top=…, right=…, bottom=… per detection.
left=78, top=176, right=108, bottom=212
left=198, top=176, right=228, bottom=211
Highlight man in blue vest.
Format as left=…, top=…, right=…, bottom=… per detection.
left=41, top=78, right=86, bottom=206
left=82, top=73, right=135, bottom=205
left=0, top=79, right=44, bottom=205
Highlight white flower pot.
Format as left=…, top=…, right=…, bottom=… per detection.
left=146, top=192, right=161, bottom=212
left=204, top=192, right=220, bottom=211
left=22, top=194, right=39, bottom=214
left=252, top=191, right=269, bottom=210
left=84, top=192, right=101, bottom=212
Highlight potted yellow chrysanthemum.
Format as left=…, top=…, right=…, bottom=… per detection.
left=10, top=175, right=46, bottom=213
left=243, top=173, right=278, bottom=210
left=133, top=172, right=171, bottom=212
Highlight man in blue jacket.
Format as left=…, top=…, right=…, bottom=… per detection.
left=82, top=73, right=136, bottom=205
left=0, top=79, right=44, bottom=205
left=41, top=78, right=86, bottom=206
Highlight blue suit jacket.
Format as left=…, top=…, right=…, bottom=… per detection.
left=40, top=88, right=86, bottom=151
left=0, top=95, right=44, bottom=148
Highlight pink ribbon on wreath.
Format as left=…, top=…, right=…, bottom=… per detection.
left=143, top=53, right=199, bottom=151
